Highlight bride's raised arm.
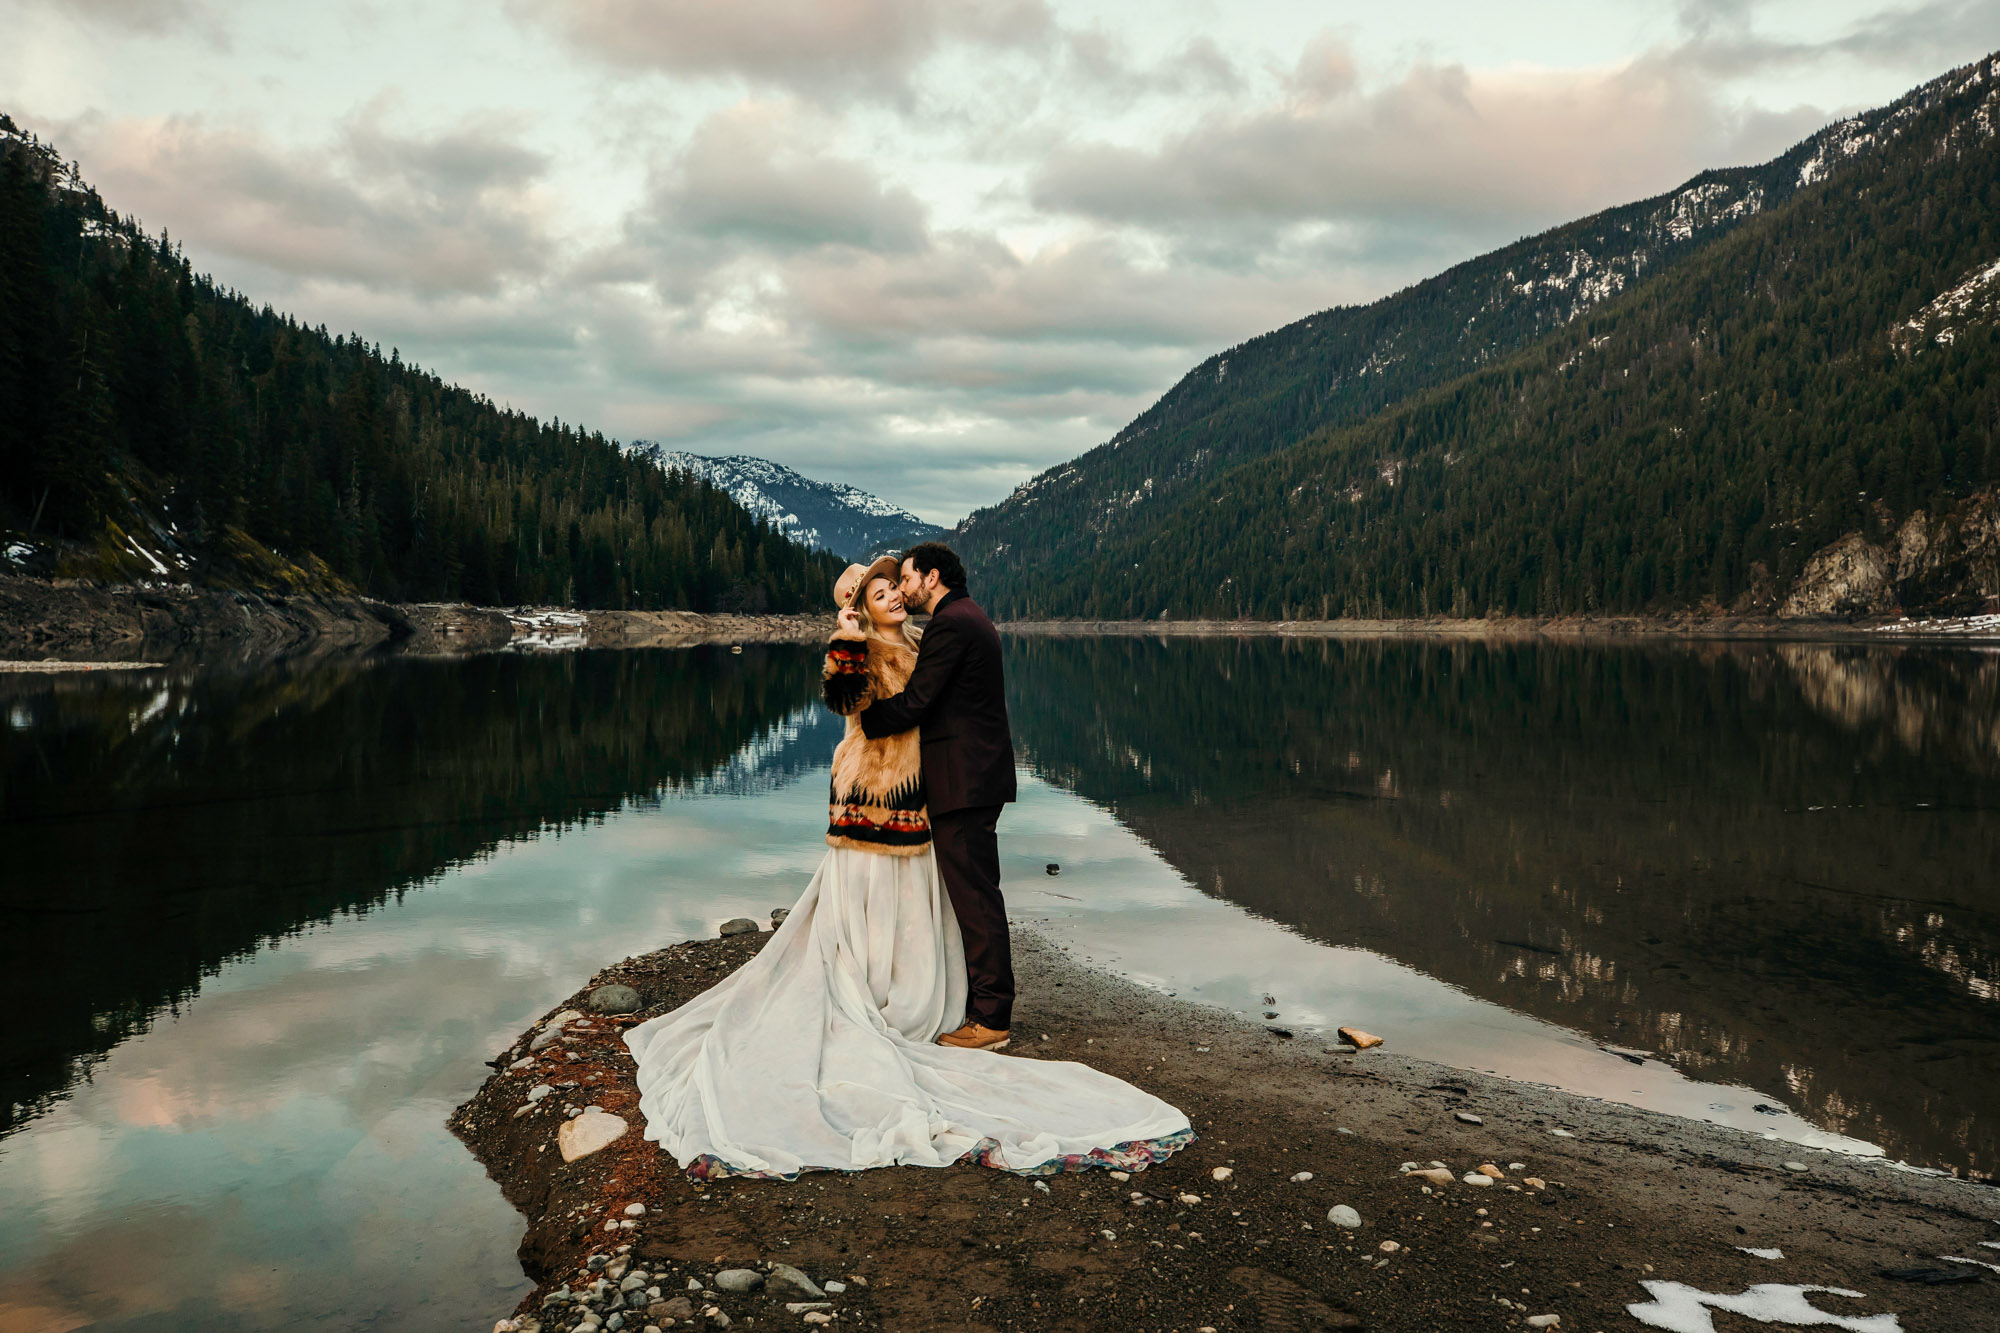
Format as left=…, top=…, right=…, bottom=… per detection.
left=821, top=622, right=872, bottom=716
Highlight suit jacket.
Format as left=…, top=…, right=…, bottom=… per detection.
left=858, top=589, right=1017, bottom=814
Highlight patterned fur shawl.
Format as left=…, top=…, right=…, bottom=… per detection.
left=820, top=627, right=928, bottom=855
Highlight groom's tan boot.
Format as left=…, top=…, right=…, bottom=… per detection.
left=938, top=1022, right=1010, bottom=1052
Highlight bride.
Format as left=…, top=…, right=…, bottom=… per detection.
left=622, top=556, right=1193, bottom=1181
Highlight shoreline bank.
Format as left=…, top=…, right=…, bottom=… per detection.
left=8, top=571, right=2000, bottom=669
left=451, top=930, right=1999, bottom=1333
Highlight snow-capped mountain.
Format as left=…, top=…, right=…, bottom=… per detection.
left=624, top=444, right=943, bottom=562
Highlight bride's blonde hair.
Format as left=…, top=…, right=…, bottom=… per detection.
left=842, top=554, right=920, bottom=646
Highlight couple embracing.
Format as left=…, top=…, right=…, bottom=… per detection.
left=623, top=543, right=1192, bottom=1181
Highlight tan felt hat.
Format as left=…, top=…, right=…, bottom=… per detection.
left=832, top=563, right=868, bottom=609
left=845, top=555, right=903, bottom=610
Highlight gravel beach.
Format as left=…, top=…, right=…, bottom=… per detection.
left=452, top=928, right=2000, bottom=1332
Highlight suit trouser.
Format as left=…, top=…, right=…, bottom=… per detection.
left=930, top=803, right=1012, bottom=1030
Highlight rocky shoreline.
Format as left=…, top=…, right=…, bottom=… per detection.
left=452, top=928, right=2000, bottom=1333
left=9, top=569, right=2000, bottom=671
left=0, top=573, right=833, bottom=666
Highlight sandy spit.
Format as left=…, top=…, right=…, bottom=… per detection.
left=452, top=930, right=2000, bottom=1333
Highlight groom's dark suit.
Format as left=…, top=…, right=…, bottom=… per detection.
left=860, top=587, right=1017, bottom=1029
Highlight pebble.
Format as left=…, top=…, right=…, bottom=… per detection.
left=1463, top=1172, right=1495, bottom=1187
left=718, top=918, right=759, bottom=937
left=1508, top=1162, right=1526, bottom=1171
left=588, top=984, right=641, bottom=1015
left=624, top=1203, right=646, bottom=1217
left=1454, top=1111, right=1484, bottom=1125
left=1337, top=1026, right=1384, bottom=1050
left=512, top=1104, right=536, bottom=1119
left=1783, top=1161, right=1809, bottom=1172
left=1549, top=1128, right=1574, bottom=1138
left=1211, top=1167, right=1233, bottom=1182
left=688, top=1278, right=704, bottom=1290
left=770, top=907, right=791, bottom=927
left=714, top=1270, right=763, bottom=1293
left=1527, top=1316, right=1560, bottom=1328
left=1034, top=1179, right=1051, bottom=1193
left=1108, top=1171, right=1130, bottom=1182
left=785, top=1303, right=833, bottom=1314
left=1412, top=1168, right=1455, bottom=1186
left=1328, top=1205, right=1362, bottom=1229
left=1178, top=1192, right=1202, bottom=1205
left=527, top=1084, right=554, bottom=1102
left=765, top=1263, right=824, bottom=1299
left=1100, top=1229, right=1117, bottom=1241
left=1290, top=1171, right=1314, bottom=1183
left=823, top=1281, right=847, bottom=1294
left=558, top=1110, right=629, bottom=1162
left=802, top=1315, right=833, bottom=1327
left=1478, top=1163, right=1505, bottom=1179
left=530, top=1028, right=566, bottom=1052
left=546, top=1009, right=584, bottom=1029
left=1336, top=1127, right=1354, bottom=1135
left=510, top=1056, right=537, bottom=1070
left=620, top=1276, right=646, bottom=1293
left=1523, top=1177, right=1546, bottom=1189
left=1378, top=1240, right=1401, bottom=1253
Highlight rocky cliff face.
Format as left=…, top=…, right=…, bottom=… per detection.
left=1782, top=490, right=2000, bottom=618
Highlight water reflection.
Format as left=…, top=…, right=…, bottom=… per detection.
left=1004, top=637, right=2000, bottom=1177
left=1, top=647, right=824, bottom=1139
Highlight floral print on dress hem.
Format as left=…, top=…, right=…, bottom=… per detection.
left=684, top=1126, right=1197, bottom=1183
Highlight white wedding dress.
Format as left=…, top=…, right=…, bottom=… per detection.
left=623, top=846, right=1193, bottom=1180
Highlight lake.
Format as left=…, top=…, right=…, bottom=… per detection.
left=2, top=636, right=1996, bottom=1329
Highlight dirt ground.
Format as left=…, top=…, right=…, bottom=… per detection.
left=450, top=930, right=2000, bottom=1333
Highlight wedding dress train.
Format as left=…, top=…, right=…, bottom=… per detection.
left=623, top=846, right=1192, bottom=1180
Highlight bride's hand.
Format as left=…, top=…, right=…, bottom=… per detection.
left=837, top=608, right=862, bottom=633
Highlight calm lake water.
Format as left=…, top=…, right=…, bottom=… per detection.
left=3, top=637, right=1997, bottom=1329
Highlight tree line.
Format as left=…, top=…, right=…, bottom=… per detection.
left=0, top=118, right=840, bottom=612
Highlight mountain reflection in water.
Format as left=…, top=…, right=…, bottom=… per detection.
left=1005, top=636, right=2000, bottom=1177
left=0, top=647, right=828, bottom=1138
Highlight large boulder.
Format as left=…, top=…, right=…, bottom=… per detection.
left=1779, top=534, right=1896, bottom=617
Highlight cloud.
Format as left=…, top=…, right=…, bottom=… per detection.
left=1029, top=40, right=1816, bottom=240
left=56, top=109, right=554, bottom=296
left=511, top=0, right=1052, bottom=98
left=644, top=102, right=929, bottom=254
left=15, top=0, right=211, bottom=36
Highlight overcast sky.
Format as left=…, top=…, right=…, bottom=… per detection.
left=6, top=0, right=1998, bottom=522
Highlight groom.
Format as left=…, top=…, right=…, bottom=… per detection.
left=843, top=541, right=1017, bottom=1052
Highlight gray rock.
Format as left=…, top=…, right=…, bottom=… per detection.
left=765, top=1262, right=824, bottom=1298
left=785, top=1303, right=834, bottom=1314
left=714, top=1269, right=764, bottom=1293
left=589, top=984, right=642, bottom=1014
left=770, top=907, right=791, bottom=927
left=619, top=1275, right=646, bottom=1293
left=530, top=1027, right=565, bottom=1052
left=1454, top=1111, right=1484, bottom=1125
left=1327, top=1205, right=1363, bottom=1229
left=605, top=1314, right=626, bottom=1332
left=718, top=918, right=759, bottom=937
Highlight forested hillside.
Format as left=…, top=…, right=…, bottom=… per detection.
left=966, top=54, right=2000, bottom=620
left=0, top=119, right=839, bottom=612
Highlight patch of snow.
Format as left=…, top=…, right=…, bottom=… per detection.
left=1625, top=1282, right=1899, bottom=1333
left=1938, top=1254, right=2000, bottom=1275
left=1736, top=1247, right=1785, bottom=1260
left=1893, top=256, right=2000, bottom=354
left=4, top=541, right=32, bottom=562
left=1871, top=613, right=2000, bottom=637
left=508, top=609, right=588, bottom=652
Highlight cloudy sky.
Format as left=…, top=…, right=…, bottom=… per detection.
left=6, top=0, right=1998, bottom=522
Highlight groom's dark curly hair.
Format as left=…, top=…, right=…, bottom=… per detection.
left=903, top=541, right=967, bottom=591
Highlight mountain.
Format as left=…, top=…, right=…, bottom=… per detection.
left=0, top=117, right=840, bottom=613
left=625, top=445, right=942, bottom=562
left=960, top=54, right=2000, bottom=619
